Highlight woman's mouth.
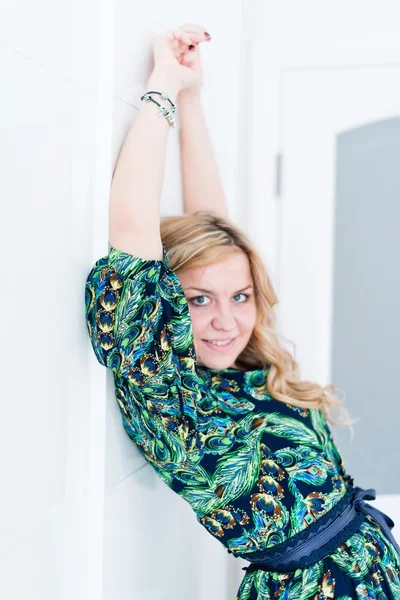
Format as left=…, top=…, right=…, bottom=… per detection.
left=202, top=337, right=237, bottom=351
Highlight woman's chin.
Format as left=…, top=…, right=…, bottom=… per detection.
left=197, top=357, right=237, bottom=370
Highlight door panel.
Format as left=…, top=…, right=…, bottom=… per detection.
left=278, top=68, right=400, bottom=509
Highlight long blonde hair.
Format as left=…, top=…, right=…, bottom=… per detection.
left=160, top=210, right=356, bottom=430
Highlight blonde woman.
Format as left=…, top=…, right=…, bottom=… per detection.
left=85, top=23, right=400, bottom=599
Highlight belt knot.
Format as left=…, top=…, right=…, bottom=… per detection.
left=352, top=486, right=398, bottom=553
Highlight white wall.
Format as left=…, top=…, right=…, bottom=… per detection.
left=0, top=1, right=247, bottom=599
left=2, top=1, right=399, bottom=599
left=246, top=0, right=400, bottom=538
left=0, top=0, right=98, bottom=596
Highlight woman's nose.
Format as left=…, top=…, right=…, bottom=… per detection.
left=212, top=306, right=237, bottom=330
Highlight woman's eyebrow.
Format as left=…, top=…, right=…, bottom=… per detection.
left=184, top=285, right=253, bottom=294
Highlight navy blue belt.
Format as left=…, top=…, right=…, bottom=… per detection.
left=241, top=486, right=400, bottom=574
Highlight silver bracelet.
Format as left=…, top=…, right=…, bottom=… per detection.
left=140, top=91, right=177, bottom=127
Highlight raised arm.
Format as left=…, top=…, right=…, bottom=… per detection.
left=108, top=65, right=180, bottom=261
left=109, top=28, right=207, bottom=260
left=86, top=27, right=214, bottom=459
left=179, top=91, right=229, bottom=218
left=177, top=25, right=228, bottom=218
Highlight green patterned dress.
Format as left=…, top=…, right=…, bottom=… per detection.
left=85, top=243, right=400, bottom=600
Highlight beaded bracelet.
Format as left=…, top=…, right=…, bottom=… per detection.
left=140, top=90, right=177, bottom=127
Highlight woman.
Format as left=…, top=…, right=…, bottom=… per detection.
left=85, top=23, right=400, bottom=599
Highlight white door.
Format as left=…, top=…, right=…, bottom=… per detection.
left=245, top=0, right=400, bottom=540
left=279, top=66, right=400, bottom=384
left=277, top=63, right=400, bottom=532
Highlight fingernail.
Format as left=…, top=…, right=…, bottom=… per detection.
left=204, top=32, right=211, bottom=40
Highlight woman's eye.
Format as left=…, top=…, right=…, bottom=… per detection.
left=233, top=293, right=250, bottom=303
left=190, top=295, right=210, bottom=306
left=190, top=293, right=250, bottom=306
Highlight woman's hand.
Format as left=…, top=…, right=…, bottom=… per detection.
left=152, top=24, right=211, bottom=94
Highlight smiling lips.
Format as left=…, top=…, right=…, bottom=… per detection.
left=202, top=337, right=237, bottom=350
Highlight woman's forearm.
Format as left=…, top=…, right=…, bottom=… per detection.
left=178, top=92, right=228, bottom=218
left=109, top=68, right=180, bottom=259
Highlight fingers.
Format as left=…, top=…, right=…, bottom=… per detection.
left=167, top=24, right=210, bottom=40
left=166, top=24, right=210, bottom=62
left=166, top=30, right=190, bottom=59
left=172, top=29, right=203, bottom=52
left=173, top=29, right=193, bottom=46
left=181, top=49, right=197, bottom=64
left=171, top=31, right=200, bottom=59
left=177, top=23, right=210, bottom=39
left=171, top=24, right=210, bottom=48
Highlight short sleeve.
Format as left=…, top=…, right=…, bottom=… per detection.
left=85, top=242, right=203, bottom=454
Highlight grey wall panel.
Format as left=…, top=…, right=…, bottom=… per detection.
left=331, top=116, right=400, bottom=493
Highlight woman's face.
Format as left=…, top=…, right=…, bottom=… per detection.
left=178, top=250, right=257, bottom=369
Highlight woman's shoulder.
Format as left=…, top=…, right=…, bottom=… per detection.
left=107, top=242, right=170, bottom=278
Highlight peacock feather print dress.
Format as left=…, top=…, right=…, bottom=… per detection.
left=85, top=242, right=400, bottom=600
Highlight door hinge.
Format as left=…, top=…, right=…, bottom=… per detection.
left=275, top=153, right=282, bottom=198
